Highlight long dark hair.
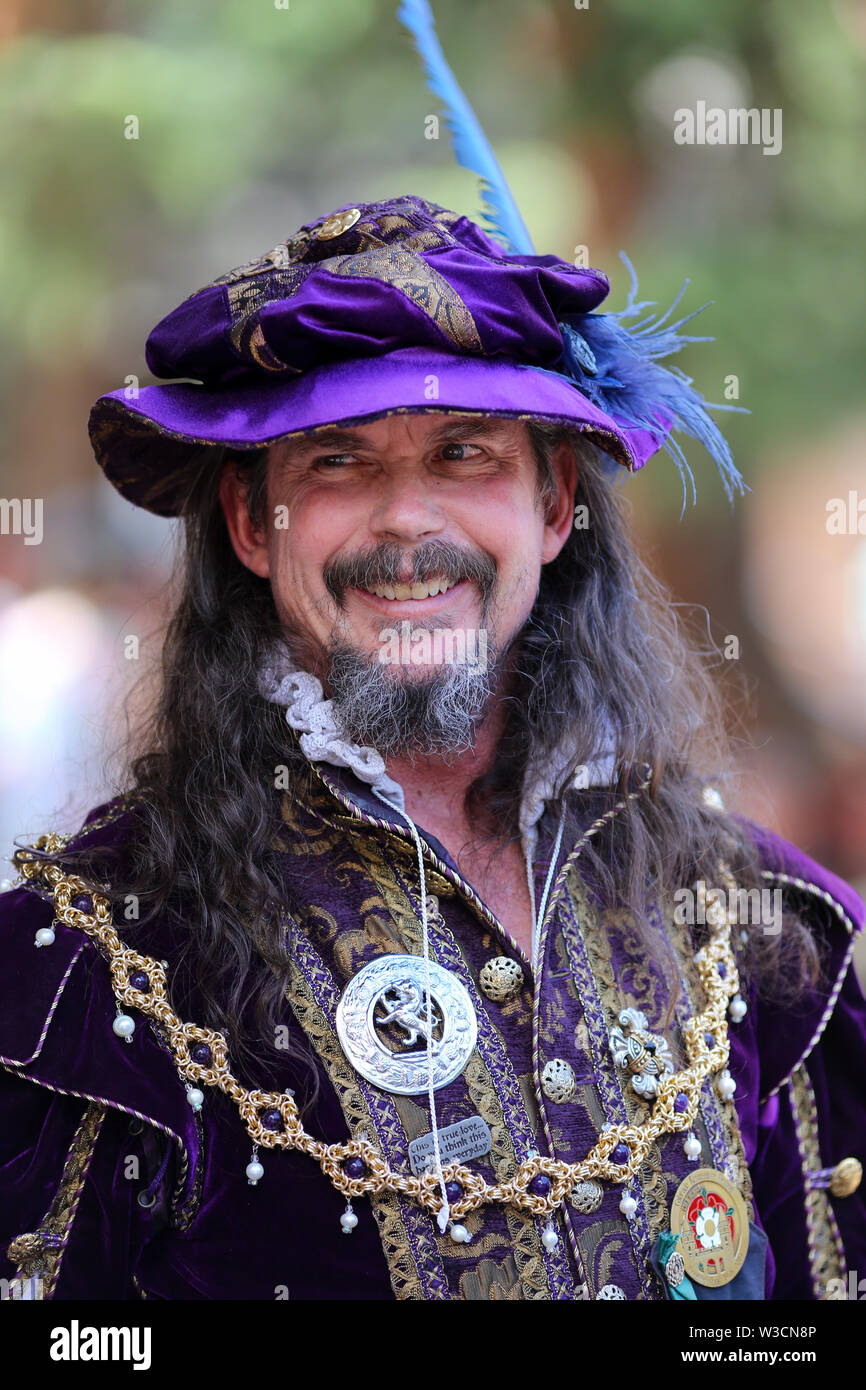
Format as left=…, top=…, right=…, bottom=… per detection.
left=31, top=421, right=821, bottom=1094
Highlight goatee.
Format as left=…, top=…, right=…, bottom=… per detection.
left=325, top=637, right=501, bottom=760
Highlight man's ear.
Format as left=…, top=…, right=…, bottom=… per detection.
left=540, top=441, right=579, bottom=564
left=218, top=458, right=271, bottom=579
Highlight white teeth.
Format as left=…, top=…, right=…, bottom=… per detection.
left=365, top=575, right=458, bottom=600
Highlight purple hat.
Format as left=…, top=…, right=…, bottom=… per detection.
left=89, top=6, right=744, bottom=518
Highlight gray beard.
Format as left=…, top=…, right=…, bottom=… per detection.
left=324, top=638, right=500, bottom=760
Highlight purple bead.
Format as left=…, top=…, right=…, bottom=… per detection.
left=704, top=1032, right=717, bottom=1049
left=261, top=1108, right=284, bottom=1132
left=128, top=970, right=150, bottom=992
left=529, top=1173, right=552, bottom=1197
left=674, top=1092, right=689, bottom=1114
left=718, top=963, right=727, bottom=979
left=70, top=893, right=93, bottom=914
left=190, top=1043, right=212, bottom=1066
left=445, top=1181, right=462, bottom=1203
left=611, top=1142, right=630, bottom=1165
left=344, top=1157, right=366, bottom=1180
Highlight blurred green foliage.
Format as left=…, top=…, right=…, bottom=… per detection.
left=0, top=0, right=863, bottom=514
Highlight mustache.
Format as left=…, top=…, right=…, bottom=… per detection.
left=323, top=540, right=498, bottom=608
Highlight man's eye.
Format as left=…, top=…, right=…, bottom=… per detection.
left=314, top=453, right=356, bottom=469
left=440, top=442, right=484, bottom=461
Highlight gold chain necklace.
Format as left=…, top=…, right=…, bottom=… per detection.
left=14, top=837, right=746, bottom=1247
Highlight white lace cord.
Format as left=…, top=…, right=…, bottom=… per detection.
left=529, top=804, right=567, bottom=972
left=372, top=789, right=451, bottom=1234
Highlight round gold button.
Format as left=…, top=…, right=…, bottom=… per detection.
left=830, top=1157, right=863, bottom=1198
left=541, top=1058, right=576, bottom=1104
left=315, top=207, right=362, bottom=240
left=479, top=956, right=524, bottom=1003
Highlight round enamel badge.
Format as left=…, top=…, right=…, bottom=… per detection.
left=335, top=955, right=477, bottom=1095
left=669, top=1168, right=749, bottom=1287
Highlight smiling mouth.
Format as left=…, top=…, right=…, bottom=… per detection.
left=359, top=574, right=462, bottom=601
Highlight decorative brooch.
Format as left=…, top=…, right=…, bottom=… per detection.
left=608, top=1007, right=674, bottom=1101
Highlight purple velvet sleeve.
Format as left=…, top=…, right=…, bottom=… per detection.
left=750, top=963, right=866, bottom=1300
left=0, top=1068, right=178, bottom=1299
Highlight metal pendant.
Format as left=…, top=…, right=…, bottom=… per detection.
left=408, top=1115, right=492, bottom=1175
left=668, top=1168, right=749, bottom=1287
left=335, top=955, right=478, bottom=1096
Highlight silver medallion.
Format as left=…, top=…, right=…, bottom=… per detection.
left=335, top=955, right=477, bottom=1095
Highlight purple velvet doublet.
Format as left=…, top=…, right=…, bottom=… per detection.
left=1, top=760, right=865, bottom=1301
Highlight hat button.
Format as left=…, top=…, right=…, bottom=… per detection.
left=316, top=207, right=362, bottom=240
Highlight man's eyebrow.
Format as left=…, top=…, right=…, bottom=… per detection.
left=280, top=415, right=515, bottom=459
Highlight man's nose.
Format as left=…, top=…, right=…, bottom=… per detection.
left=368, top=467, right=446, bottom=542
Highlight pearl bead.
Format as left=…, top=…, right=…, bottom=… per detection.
left=186, top=1088, right=204, bottom=1111
left=449, top=1223, right=471, bottom=1244
left=112, top=1013, right=135, bottom=1040
left=541, top=1224, right=559, bottom=1251
left=717, top=1070, right=736, bottom=1100
left=729, top=996, right=747, bottom=1022
left=34, top=927, right=55, bottom=947
left=246, top=1161, right=264, bottom=1185
left=619, top=1192, right=638, bottom=1219
left=340, top=1210, right=359, bottom=1233
left=684, top=1132, right=702, bottom=1160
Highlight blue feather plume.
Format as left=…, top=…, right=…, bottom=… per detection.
left=556, top=254, right=748, bottom=510
left=397, top=0, right=534, bottom=255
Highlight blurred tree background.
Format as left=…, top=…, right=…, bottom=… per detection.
left=1, top=0, right=864, bottom=940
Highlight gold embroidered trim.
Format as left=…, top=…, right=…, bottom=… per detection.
left=12, top=837, right=744, bottom=1233
left=286, top=963, right=433, bottom=1301
left=6, top=1101, right=106, bottom=1299
left=343, top=831, right=554, bottom=1298
left=322, top=245, right=482, bottom=352
left=787, top=1063, right=845, bottom=1299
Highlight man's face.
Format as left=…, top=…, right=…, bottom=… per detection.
left=220, top=412, right=576, bottom=754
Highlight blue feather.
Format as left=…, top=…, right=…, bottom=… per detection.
left=555, top=255, right=749, bottom=511
left=397, top=0, right=534, bottom=255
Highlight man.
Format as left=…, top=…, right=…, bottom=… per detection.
left=1, top=187, right=864, bottom=1302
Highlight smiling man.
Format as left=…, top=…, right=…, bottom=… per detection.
left=1, top=194, right=865, bottom=1304
left=219, top=409, right=577, bottom=957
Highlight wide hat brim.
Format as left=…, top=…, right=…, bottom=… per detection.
left=89, top=346, right=662, bottom=518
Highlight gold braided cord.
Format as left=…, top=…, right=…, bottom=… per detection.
left=14, top=840, right=742, bottom=1225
